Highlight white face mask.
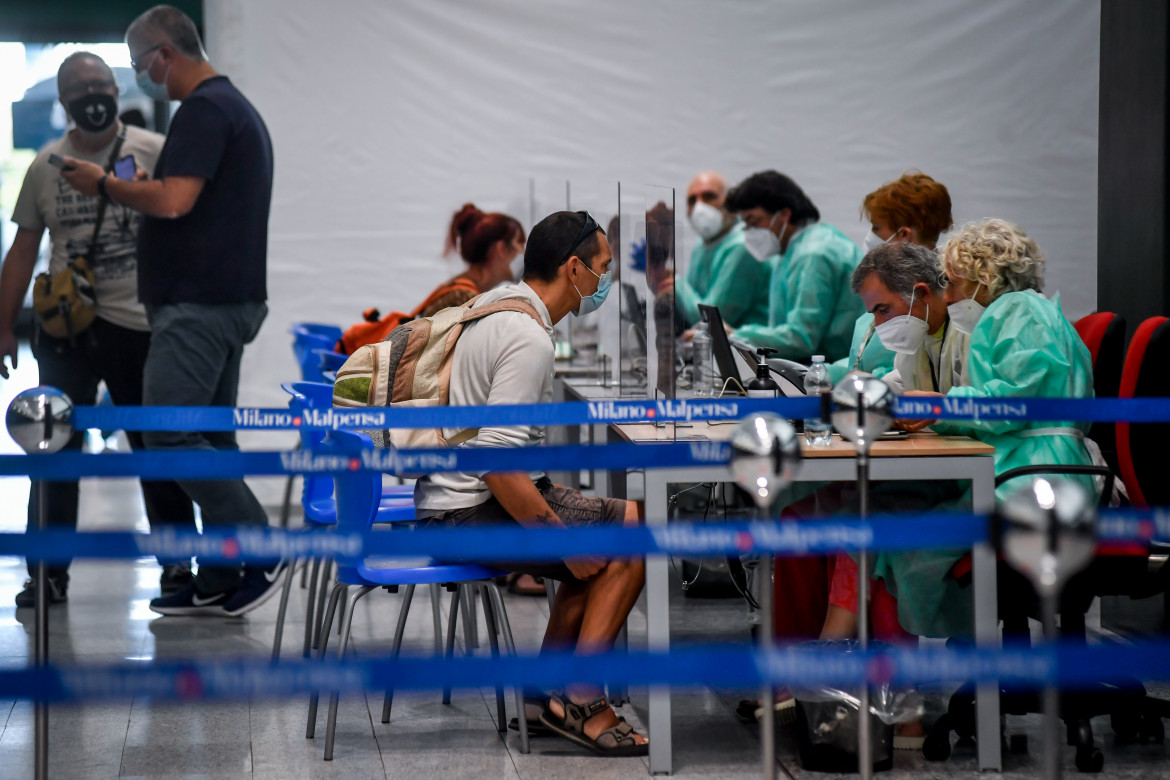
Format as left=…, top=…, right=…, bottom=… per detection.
left=743, top=212, right=785, bottom=262
left=874, top=288, right=929, bottom=354
left=689, top=201, right=726, bottom=241
left=862, top=228, right=897, bottom=253
left=947, top=281, right=985, bottom=334
left=509, top=252, right=525, bottom=282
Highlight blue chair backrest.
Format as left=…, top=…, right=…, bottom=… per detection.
left=291, top=331, right=336, bottom=381
left=314, top=349, right=347, bottom=375
left=283, top=381, right=338, bottom=506
left=289, top=322, right=343, bottom=343
left=328, top=430, right=381, bottom=535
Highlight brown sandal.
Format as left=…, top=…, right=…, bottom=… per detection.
left=506, top=572, right=547, bottom=597
left=539, top=694, right=648, bottom=757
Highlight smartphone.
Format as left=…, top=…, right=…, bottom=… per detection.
left=113, top=155, right=137, bottom=180
left=48, top=153, right=74, bottom=171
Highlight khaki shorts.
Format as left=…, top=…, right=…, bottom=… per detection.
left=422, top=477, right=629, bottom=583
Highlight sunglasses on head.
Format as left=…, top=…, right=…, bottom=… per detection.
left=556, top=211, right=601, bottom=268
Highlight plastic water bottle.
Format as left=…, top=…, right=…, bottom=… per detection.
left=692, top=320, right=712, bottom=397
left=803, top=355, right=833, bottom=446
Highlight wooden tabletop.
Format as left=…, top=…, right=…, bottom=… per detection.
left=613, top=422, right=994, bottom=457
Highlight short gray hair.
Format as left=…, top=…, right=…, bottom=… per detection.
left=851, top=242, right=945, bottom=303
left=128, top=5, right=205, bottom=61
left=57, top=52, right=115, bottom=95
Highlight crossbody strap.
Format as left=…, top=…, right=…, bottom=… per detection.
left=83, top=126, right=128, bottom=264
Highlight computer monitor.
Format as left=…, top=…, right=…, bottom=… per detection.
left=699, top=303, right=808, bottom=396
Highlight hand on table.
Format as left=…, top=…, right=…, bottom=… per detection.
left=897, top=389, right=943, bottom=432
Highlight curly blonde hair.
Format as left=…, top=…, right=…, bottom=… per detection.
left=938, top=219, right=1044, bottom=300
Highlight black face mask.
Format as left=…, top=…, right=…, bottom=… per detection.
left=67, top=93, right=117, bottom=133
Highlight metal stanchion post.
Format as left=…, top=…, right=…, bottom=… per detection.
left=997, top=477, right=1097, bottom=780
left=830, top=373, right=894, bottom=780
left=727, top=414, right=801, bottom=780
left=7, top=387, right=76, bottom=780
left=34, top=479, right=48, bottom=780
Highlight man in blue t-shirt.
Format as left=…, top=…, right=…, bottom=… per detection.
left=61, top=5, right=280, bottom=618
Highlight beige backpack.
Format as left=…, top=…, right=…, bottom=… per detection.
left=333, top=294, right=543, bottom=449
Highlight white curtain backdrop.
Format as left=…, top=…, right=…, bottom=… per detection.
left=201, top=0, right=1100, bottom=501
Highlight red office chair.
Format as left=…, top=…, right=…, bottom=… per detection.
left=1116, top=316, right=1170, bottom=508
left=1073, top=313, right=1126, bottom=473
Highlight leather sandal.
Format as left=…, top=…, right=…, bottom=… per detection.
left=507, top=695, right=555, bottom=736
left=539, top=693, right=648, bottom=757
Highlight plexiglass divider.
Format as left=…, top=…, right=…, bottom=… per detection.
left=617, top=183, right=649, bottom=397
left=527, top=178, right=572, bottom=353
left=566, top=179, right=620, bottom=386
left=645, top=185, right=678, bottom=400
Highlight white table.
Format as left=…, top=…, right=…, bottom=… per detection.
left=607, top=420, right=999, bottom=775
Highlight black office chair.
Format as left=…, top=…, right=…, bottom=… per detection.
left=924, top=464, right=1170, bottom=773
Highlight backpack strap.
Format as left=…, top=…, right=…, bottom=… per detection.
left=442, top=298, right=546, bottom=448
left=459, top=298, right=544, bottom=328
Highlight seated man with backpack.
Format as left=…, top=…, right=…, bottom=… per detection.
left=339, top=211, right=648, bottom=756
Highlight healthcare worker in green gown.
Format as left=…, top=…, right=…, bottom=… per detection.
left=829, top=171, right=955, bottom=383
left=674, top=171, right=770, bottom=329
left=873, top=220, right=1095, bottom=638
left=724, top=170, right=863, bottom=362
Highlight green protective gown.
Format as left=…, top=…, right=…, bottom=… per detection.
left=873, top=290, right=1095, bottom=638
left=675, top=224, right=772, bottom=329
left=733, top=222, right=864, bottom=363
left=827, top=313, right=896, bottom=384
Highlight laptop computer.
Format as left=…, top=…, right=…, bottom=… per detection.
left=698, top=303, right=807, bottom=396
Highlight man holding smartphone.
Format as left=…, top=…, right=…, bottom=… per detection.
left=60, top=5, right=279, bottom=617
left=0, top=51, right=197, bottom=607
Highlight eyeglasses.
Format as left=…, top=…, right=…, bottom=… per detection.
left=556, top=211, right=602, bottom=268
left=130, top=44, right=163, bottom=71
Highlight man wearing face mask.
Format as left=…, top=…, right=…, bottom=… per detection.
left=851, top=241, right=970, bottom=402
left=0, top=51, right=197, bottom=606
left=60, top=5, right=279, bottom=617
left=674, top=171, right=770, bottom=329
left=725, top=170, right=863, bottom=362
left=415, top=211, right=648, bottom=756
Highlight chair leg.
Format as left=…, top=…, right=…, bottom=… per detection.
left=429, top=583, right=444, bottom=654
left=279, top=473, right=296, bottom=530
left=442, top=586, right=463, bottom=705
left=313, top=560, right=333, bottom=646
left=607, top=623, right=629, bottom=707
left=487, top=583, right=529, bottom=754
left=307, top=582, right=346, bottom=739
left=324, top=585, right=375, bottom=761
left=545, top=577, right=556, bottom=613
left=479, top=584, right=506, bottom=733
left=271, top=555, right=299, bottom=662
left=301, top=559, right=321, bottom=659
left=381, top=584, right=416, bottom=724
left=462, top=584, right=479, bottom=649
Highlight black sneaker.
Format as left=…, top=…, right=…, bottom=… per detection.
left=15, top=575, right=68, bottom=608
left=159, top=562, right=195, bottom=595
left=223, top=560, right=289, bottom=617
left=149, top=582, right=232, bottom=616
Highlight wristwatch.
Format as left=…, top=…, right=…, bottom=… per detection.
left=97, top=174, right=110, bottom=200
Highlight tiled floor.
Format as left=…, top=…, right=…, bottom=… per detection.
left=1, top=347, right=1169, bottom=777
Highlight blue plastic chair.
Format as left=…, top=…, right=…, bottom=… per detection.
left=313, top=348, right=347, bottom=377
left=306, top=429, right=529, bottom=760
left=290, top=323, right=343, bottom=382
left=271, top=382, right=416, bottom=662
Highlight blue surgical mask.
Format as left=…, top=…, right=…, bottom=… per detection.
left=572, top=259, right=612, bottom=317
left=135, top=51, right=171, bottom=101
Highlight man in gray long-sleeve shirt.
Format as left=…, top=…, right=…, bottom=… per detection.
left=417, top=211, right=648, bottom=757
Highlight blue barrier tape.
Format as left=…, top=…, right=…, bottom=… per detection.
left=0, top=441, right=732, bottom=480
left=0, top=513, right=989, bottom=563
left=72, top=397, right=816, bottom=432
left=66, top=396, right=1170, bottom=432
left=3, top=642, right=1169, bottom=703
left=0, top=508, right=1163, bottom=564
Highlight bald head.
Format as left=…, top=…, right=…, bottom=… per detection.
left=57, top=52, right=116, bottom=98
left=686, top=171, right=726, bottom=214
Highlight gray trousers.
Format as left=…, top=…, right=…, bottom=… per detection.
left=142, top=301, right=269, bottom=593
